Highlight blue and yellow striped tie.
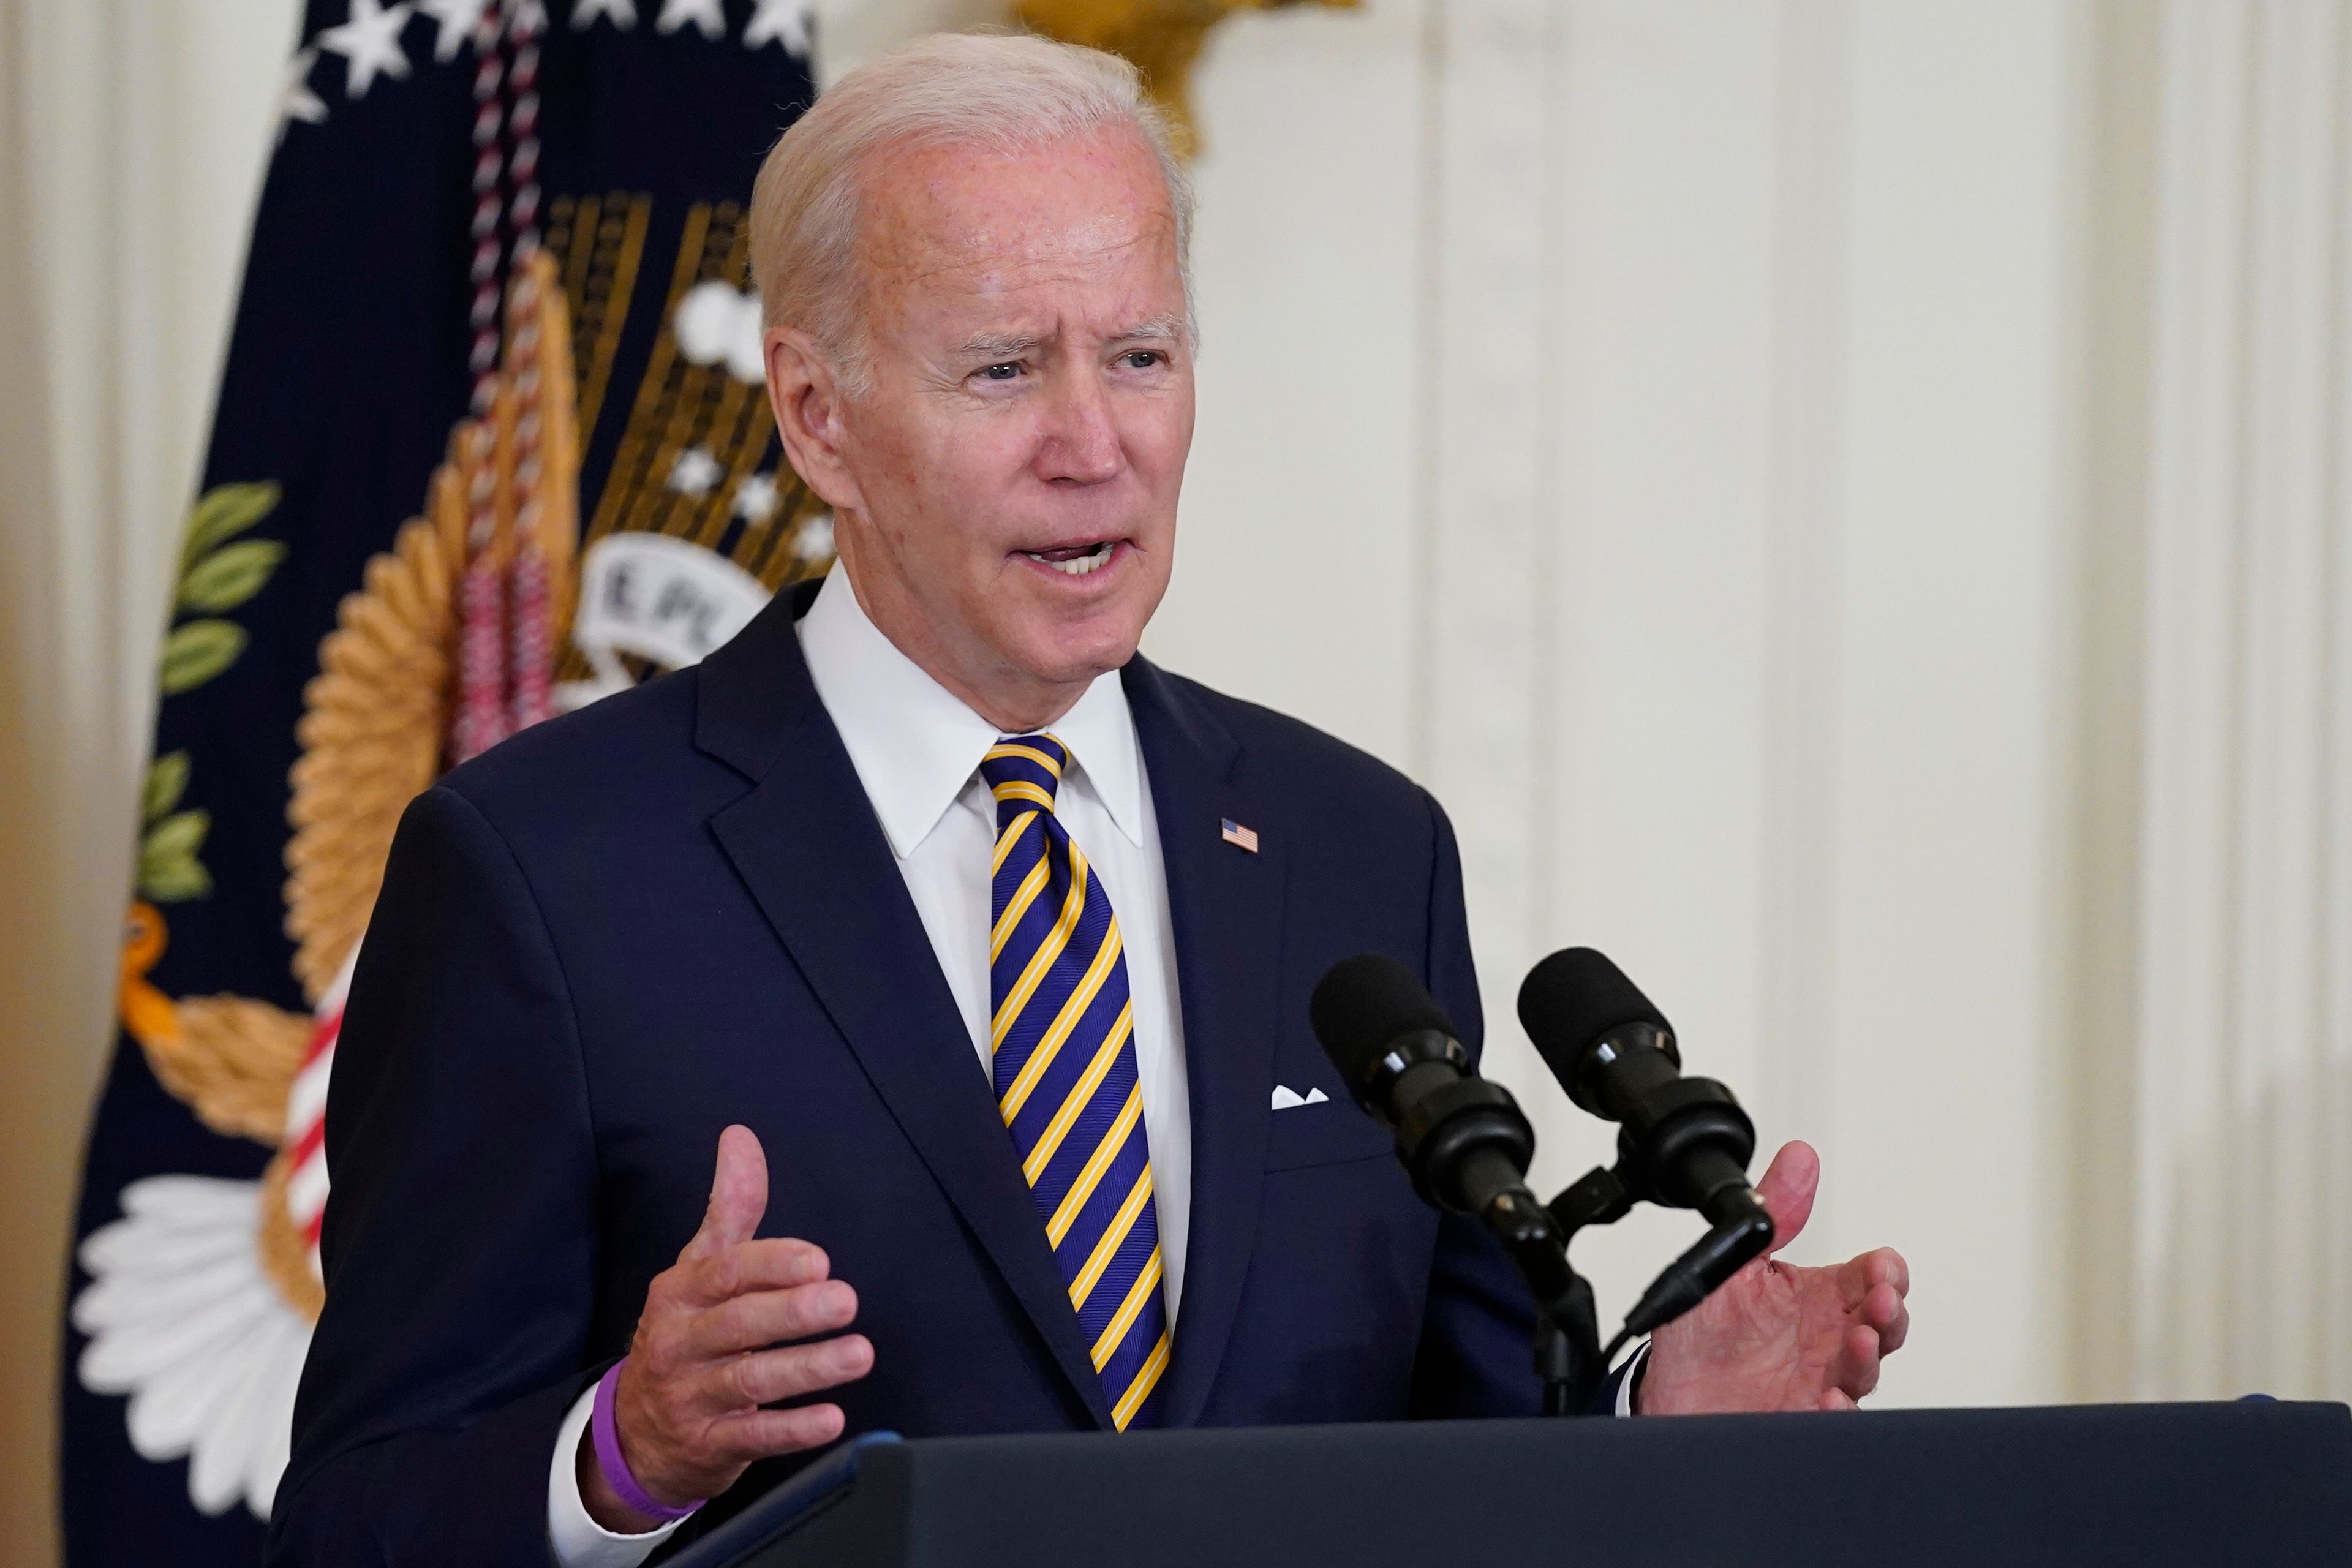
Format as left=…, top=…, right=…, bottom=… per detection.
left=982, top=733, right=1171, bottom=1430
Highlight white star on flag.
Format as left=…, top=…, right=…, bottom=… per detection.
left=281, top=48, right=329, bottom=129
left=570, top=0, right=636, bottom=29
left=418, top=0, right=491, bottom=61
left=320, top=0, right=417, bottom=99
left=657, top=0, right=726, bottom=41
left=668, top=447, right=724, bottom=496
left=732, top=472, right=782, bottom=524
left=742, top=0, right=815, bottom=55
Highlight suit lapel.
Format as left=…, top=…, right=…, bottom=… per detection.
left=1124, top=660, right=1287, bottom=1427
left=696, top=587, right=1114, bottom=1428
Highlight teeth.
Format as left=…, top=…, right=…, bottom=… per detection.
left=1026, top=542, right=1114, bottom=576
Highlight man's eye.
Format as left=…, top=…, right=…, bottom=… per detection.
left=1120, top=351, right=1163, bottom=370
left=979, top=362, right=1022, bottom=382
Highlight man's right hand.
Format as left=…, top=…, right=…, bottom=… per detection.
left=580, top=1124, right=875, bottom=1533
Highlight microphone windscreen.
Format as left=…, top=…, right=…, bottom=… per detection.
left=1515, top=948, right=1673, bottom=1081
left=1309, top=952, right=1458, bottom=1091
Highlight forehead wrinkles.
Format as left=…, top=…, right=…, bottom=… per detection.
left=952, top=223, right=1167, bottom=306
left=853, top=130, right=1178, bottom=304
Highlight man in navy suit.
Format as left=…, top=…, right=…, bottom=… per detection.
left=269, top=32, right=1909, bottom=1567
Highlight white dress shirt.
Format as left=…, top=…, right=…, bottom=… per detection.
left=550, top=565, right=1194, bottom=1564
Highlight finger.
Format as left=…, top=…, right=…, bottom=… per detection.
left=1754, top=1140, right=1820, bottom=1256
left=685, top=1237, right=832, bottom=1309
left=708, top=1402, right=848, bottom=1466
left=1819, top=1388, right=1857, bottom=1412
left=682, top=1278, right=858, bottom=1360
left=1836, top=1321, right=1882, bottom=1400
left=1832, top=1246, right=1907, bottom=1311
left=1867, top=1283, right=1910, bottom=1355
left=682, top=1125, right=769, bottom=1262
left=704, top=1332, right=875, bottom=1411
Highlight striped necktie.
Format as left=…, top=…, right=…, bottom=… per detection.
left=981, top=733, right=1171, bottom=1430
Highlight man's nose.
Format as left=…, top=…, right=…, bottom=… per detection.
left=1035, top=367, right=1123, bottom=485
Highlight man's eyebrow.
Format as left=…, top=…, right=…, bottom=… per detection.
left=952, top=318, right=1186, bottom=360
left=955, top=331, right=1046, bottom=360
left=1110, top=315, right=1186, bottom=342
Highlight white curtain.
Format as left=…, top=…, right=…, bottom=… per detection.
left=0, top=2, right=298, bottom=1559
left=2132, top=0, right=2352, bottom=1402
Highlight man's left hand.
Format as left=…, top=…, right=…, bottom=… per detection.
left=1635, top=1140, right=1910, bottom=1414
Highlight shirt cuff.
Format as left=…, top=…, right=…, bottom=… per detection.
left=549, top=1381, right=692, bottom=1568
left=1613, top=1338, right=1652, bottom=1417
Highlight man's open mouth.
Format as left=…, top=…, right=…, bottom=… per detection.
left=1019, top=540, right=1118, bottom=577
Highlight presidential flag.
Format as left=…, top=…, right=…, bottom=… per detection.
left=61, top=4, right=830, bottom=1561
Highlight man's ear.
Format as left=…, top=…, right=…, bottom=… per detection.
left=764, top=326, right=864, bottom=514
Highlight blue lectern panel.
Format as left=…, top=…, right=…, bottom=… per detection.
left=668, top=1401, right=2351, bottom=1568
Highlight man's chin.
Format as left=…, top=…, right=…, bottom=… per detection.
left=1019, top=643, right=1142, bottom=691
left=997, top=583, right=1159, bottom=671
left=1000, top=618, right=1147, bottom=693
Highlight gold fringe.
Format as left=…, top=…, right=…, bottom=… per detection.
left=1016, top=0, right=1362, bottom=157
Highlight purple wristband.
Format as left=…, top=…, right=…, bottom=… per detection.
left=591, top=1359, right=705, bottom=1525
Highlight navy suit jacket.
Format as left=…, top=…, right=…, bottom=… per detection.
left=266, top=581, right=1567, bottom=1565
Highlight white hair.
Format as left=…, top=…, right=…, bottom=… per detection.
left=748, top=31, right=1197, bottom=395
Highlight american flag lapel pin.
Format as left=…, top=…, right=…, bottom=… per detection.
left=1220, top=818, right=1260, bottom=853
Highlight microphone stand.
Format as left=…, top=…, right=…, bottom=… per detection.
left=1529, top=1159, right=1778, bottom=1415
left=1532, top=1167, right=1632, bottom=1415
left=1469, top=1183, right=1605, bottom=1415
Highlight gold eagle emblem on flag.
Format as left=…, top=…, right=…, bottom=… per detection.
left=80, top=204, right=832, bottom=1520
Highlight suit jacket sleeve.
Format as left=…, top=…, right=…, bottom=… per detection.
left=1405, top=790, right=1629, bottom=1419
left=265, top=784, right=605, bottom=1566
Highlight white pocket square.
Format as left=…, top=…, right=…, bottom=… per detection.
left=1270, top=1084, right=1330, bottom=1110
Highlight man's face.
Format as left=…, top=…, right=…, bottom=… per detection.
left=783, top=124, right=1194, bottom=718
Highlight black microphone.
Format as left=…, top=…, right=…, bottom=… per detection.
left=1308, top=954, right=1537, bottom=1221
left=1517, top=948, right=1774, bottom=1336
left=1311, top=953, right=1602, bottom=1408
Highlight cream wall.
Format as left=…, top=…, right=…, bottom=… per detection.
left=2129, top=0, right=2352, bottom=1403
left=1148, top=0, right=2103, bottom=1408
left=1, top=1, right=2343, bottom=1561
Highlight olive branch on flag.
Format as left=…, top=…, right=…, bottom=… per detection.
left=137, top=481, right=285, bottom=903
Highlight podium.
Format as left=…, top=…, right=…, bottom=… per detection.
left=668, top=1400, right=2351, bottom=1567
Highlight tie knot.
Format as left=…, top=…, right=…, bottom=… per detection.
left=981, top=734, right=1069, bottom=815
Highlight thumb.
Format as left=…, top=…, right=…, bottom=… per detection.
left=1754, top=1139, right=1819, bottom=1256
left=682, top=1124, right=768, bottom=1261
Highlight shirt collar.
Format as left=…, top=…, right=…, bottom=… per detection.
left=795, top=564, right=1146, bottom=859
